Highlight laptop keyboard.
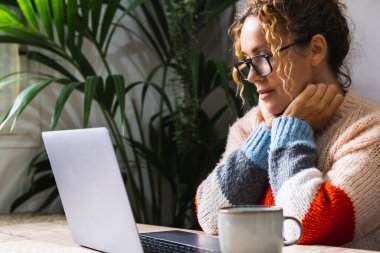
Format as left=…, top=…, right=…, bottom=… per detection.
left=140, top=234, right=212, bottom=253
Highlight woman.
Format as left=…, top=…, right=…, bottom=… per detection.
left=195, top=0, right=380, bottom=250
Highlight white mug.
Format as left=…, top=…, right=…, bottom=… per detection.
left=218, top=205, right=302, bottom=253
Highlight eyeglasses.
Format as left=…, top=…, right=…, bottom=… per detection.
left=234, top=41, right=303, bottom=81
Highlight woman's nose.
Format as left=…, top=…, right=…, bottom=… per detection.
left=246, top=65, right=263, bottom=84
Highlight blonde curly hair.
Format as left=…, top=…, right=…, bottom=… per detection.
left=229, top=0, right=351, bottom=101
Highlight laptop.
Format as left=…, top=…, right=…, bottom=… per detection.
left=42, top=127, right=221, bottom=253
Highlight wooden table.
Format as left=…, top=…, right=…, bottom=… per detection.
left=0, top=214, right=376, bottom=253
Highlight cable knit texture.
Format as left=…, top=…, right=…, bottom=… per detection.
left=195, top=92, right=380, bottom=251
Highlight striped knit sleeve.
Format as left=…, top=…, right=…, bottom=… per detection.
left=268, top=117, right=356, bottom=246
left=196, top=123, right=270, bottom=235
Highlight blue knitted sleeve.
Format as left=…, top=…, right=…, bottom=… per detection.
left=196, top=123, right=271, bottom=234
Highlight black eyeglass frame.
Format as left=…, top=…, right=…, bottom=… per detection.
left=234, top=40, right=307, bottom=80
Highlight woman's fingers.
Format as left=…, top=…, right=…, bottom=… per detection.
left=300, top=84, right=318, bottom=100
left=283, top=82, right=344, bottom=132
left=310, top=83, right=327, bottom=102
left=329, top=92, right=344, bottom=113
left=321, top=84, right=340, bottom=106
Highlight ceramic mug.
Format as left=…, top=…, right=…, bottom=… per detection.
left=218, top=205, right=302, bottom=253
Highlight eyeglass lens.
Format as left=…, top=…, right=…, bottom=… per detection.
left=237, top=55, right=272, bottom=80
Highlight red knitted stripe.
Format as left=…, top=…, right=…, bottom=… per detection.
left=259, top=186, right=275, bottom=206
left=298, top=182, right=355, bottom=245
left=194, top=195, right=198, bottom=215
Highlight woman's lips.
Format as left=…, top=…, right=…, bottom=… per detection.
left=257, top=89, right=274, bottom=99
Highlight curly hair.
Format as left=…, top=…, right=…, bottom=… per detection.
left=229, top=0, right=352, bottom=100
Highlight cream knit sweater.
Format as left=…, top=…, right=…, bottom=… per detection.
left=195, top=91, right=380, bottom=250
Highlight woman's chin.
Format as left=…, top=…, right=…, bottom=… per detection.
left=263, top=105, right=286, bottom=117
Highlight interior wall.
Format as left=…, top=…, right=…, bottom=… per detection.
left=344, top=0, right=380, bottom=104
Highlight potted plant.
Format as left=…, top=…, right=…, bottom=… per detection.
left=0, top=0, right=257, bottom=228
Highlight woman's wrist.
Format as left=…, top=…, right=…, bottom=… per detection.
left=240, top=123, right=271, bottom=169
left=270, top=116, right=314, bottom=149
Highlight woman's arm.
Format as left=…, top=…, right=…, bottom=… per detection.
left=196, top=122, right=270, bottom=235
left=269, top=115, right=380, bottom=246
left=269, top=84, right=380, bottom=247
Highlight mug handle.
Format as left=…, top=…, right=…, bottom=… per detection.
left=283, top=216, right=303, bottom=246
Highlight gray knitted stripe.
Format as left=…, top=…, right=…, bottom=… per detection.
left=216, top=149, right=269, bottom=205
left=269, top=144, right=318, bottom=196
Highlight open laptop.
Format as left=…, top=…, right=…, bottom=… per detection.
left=42, top=127, right=221, bottom=253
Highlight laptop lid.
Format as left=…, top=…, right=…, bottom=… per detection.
left=42, top=127, right=144, bottom=253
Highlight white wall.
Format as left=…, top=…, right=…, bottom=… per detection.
left=344, top=0, right=380, bottom=104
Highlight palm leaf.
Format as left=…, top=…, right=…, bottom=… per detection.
left=135, top=64, right=172, bottom=116
left=27, top=51, right=77, bottom=80
left=139, top=81, right=174, bottom=115
left=16, top=0, right=39, bottom=31
left=51, top=82, right=82, bottom=130
left=103, top=75, right=116, bottom=112
left=2, top=1, right=19, bottom=7
left=67, top=44, right=96, bottom=77
left=124, top=137, right=176, bottom=188
left=10, top=173, right=56, bottom=213
left=100, top=0, right=121, bottom=47
left=113, top=74, right=126, bottom=134
left=140, top=3, right=168, bottom=56
left=34, top=0, right=54, bottom=39
left=83, top=76, right=99, bottom=128
left=0, top=78, right=59, bottom=130
left=52, top=0, right=65, bottom=49
left=111, top=81, right=142, bottom=115
left=77, top=0, right=90, bottom=50
left=196, top=0, right=237, bottom=31
left=127, top=13, right=165, bottom=62
left=150, top=1, right=169, bottom=42
left=67, top=0, right=78, bottom=47
left=26, top=151, right=48, bottom=174
left=90, top=0, right=102, bottom=39
left=0, top=76, right=43, bottom=90
left=0, top=27, right=64, bottom=58
left=103, top=0, right=144, bottom=55
left=0, top=5, right=22, bottom=26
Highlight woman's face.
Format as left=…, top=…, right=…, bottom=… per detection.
left=240, top=16, right=313, bottom=115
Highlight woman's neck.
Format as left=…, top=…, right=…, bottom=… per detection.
left=312, top=64, right=344, bottom=95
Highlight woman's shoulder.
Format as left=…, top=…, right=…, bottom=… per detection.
left=331, top=91, right=380, bottom=150
left=338, top=91, right=380, bottom=124
left=340, top=91, right=380, bottom=112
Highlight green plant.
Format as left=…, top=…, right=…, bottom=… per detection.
left=0, top=0, right=249, bottom=228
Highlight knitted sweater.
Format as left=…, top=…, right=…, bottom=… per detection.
left=195, top=92, right=380, bottom=251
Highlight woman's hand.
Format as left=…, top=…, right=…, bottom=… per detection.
left=283, top=83, right=344, bottom=131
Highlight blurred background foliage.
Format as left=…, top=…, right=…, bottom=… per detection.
left=0, top=0, right=257, bottom=229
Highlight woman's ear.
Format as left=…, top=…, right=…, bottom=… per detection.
left=309, top=34, right=328, bottom=66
